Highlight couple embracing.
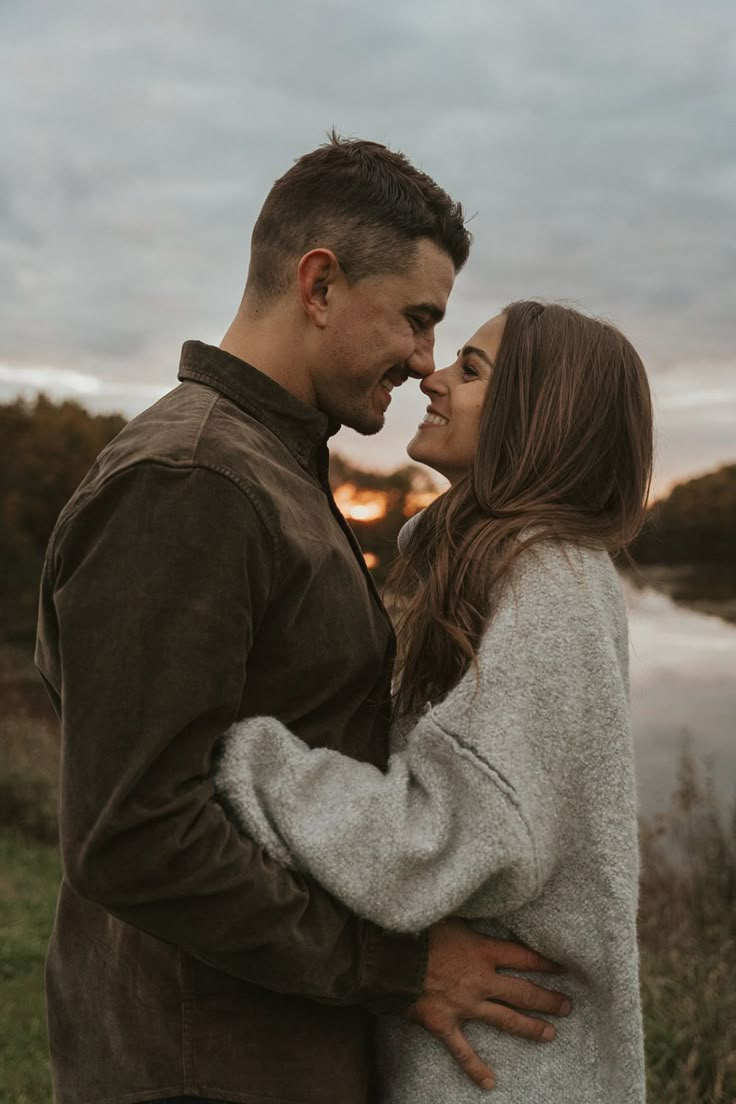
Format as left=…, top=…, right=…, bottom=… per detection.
left=36, top=134, right=652, bottom=1104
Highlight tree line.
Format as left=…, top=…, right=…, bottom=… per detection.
left=632, top=463, right=736, bottom=566
left=1, top=397, right=127, bottom=636
left=2, top=395, right=733, bottom=637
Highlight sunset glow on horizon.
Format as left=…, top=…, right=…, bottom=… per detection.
left=333, top=484, right=390, bottom=523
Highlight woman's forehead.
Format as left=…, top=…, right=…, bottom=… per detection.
left=466, top=313, right=506, bottom=357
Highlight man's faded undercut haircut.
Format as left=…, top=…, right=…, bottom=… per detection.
left=245, top=132, right=471, bottom=306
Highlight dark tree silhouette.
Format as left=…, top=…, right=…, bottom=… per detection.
left=633, top=464, right=736, bottom=566
left=0, top=396, right=126, bottom=635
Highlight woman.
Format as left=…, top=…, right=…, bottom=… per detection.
left=214, top=301, right=653, bottom=1102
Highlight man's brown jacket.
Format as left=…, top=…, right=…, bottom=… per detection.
left=35, top=341, right=428, bottom=1104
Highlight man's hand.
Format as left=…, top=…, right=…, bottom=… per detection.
left=406, top=918, right=572, bottom=1092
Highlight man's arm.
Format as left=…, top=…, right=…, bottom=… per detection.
left=37, top=461, right=422, bottom=1007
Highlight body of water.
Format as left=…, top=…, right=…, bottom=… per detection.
left=624, top=577, right=736, bottom=819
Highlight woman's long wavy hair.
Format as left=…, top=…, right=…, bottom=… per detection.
left=388, top=300, right=654, bottom=720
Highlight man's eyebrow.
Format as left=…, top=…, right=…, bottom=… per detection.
left=460, top=344, right=495, bottom=368
left=407, top=302, right=445, bottom=324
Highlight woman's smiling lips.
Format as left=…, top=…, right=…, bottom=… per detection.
left=418, top=405, right=449, bottom=429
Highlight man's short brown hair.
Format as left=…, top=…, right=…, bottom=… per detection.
left=246, top=132, right=471, bottom=304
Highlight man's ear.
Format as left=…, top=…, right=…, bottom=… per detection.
left=297, top=249, right=341, bottom=328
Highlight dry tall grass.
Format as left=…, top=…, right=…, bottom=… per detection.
left=639, top=751, right=736, bottom=1102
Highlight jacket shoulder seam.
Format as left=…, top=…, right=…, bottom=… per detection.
left=190, top=387, right=221, bottom=458
left=52, top=458, right=279, bottom=589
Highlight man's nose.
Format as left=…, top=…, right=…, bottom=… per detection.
left=406, top=334, right=436, bottom=380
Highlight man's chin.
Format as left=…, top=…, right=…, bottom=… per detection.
left=340, top=412, right=384, bottom=437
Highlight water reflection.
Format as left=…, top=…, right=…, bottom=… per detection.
left=623, top=577, right=736, bottom=818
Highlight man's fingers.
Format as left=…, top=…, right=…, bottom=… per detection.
left=489, top=975, right=572, bottom=1017
left=488, top=940, right=560, bottom=974
left=478, top=1001, right=557, bottom=1043
left=437, top=1023, right=496, bottom=1092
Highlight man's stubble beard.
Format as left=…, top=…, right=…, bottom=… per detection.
left=339, top=409, right=384, bottom=436
left=318, top=385, right=385, bottom=437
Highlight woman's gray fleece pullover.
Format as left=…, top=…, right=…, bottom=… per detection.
left=214, top=538, right=645, bottom=1103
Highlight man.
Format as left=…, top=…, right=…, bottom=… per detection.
left=35, top=136, right=569, bottom=1104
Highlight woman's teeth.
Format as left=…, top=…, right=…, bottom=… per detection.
left=423, top=412, right=449, bottom=426
left=380, top=376, right=394, bottom=392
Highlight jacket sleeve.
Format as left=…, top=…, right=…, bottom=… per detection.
left=214, top=542, right=631, bottom=935
left=37, top=462, right=426, bottom=1007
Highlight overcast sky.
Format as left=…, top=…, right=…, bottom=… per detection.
left=1, top=0, right=734, bottom=497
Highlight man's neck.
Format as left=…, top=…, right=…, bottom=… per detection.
left=219, top=311, right=316, bottom=407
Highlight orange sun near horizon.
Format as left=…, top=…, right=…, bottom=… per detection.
left=333, top=482, right=440, bottom=523
left=333, top=483, right=390, bottom=522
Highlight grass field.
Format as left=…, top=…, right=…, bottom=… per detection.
left=0, top=830, right=60, bottom=1104
left=1, top=643, right=734, bottom=1102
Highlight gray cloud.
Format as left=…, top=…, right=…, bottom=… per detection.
left=1, top=0, right=734, bottom=495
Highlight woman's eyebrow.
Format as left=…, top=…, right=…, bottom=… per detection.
left=460, top=344, right=495, bottom=368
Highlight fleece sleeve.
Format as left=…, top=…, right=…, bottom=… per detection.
left=215, top=543, right=629, bottom=933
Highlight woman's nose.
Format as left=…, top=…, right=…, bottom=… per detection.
left=420, top=365, right=451, bottom=397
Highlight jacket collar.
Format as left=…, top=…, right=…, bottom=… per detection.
left=178, top=340, right=339, bottom=471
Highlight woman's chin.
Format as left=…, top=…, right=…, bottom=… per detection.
left=407, top=438, right=443, bottom=478
left=406, top=435, right=429, bottom=464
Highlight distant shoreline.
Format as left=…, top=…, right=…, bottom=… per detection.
left=622, top=563, right=736, bottom=625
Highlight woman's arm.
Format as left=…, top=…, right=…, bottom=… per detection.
left=215, top=703, right=537, bottom=934
left=214, top=542, right=629, bottom=933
